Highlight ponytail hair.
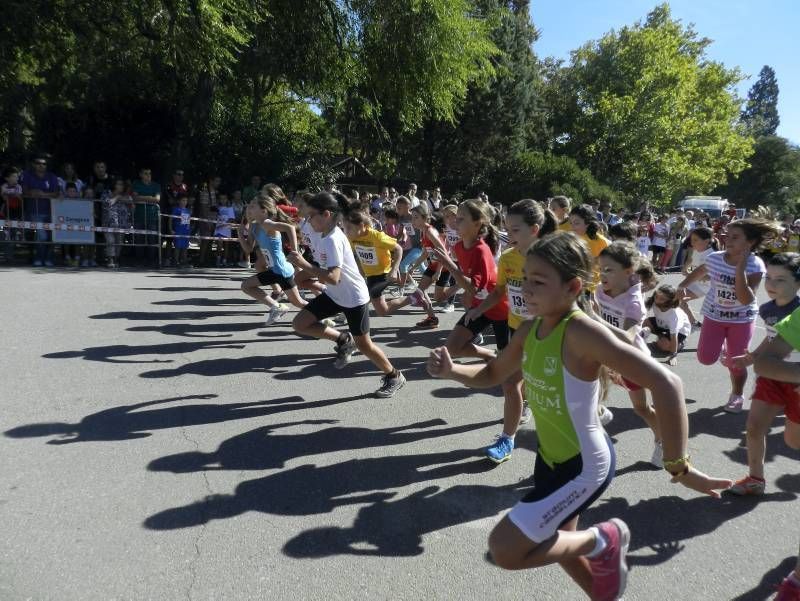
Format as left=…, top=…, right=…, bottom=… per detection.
left=569, top=204, right=601, bottom=240
left=727, top=217, right=782, bottom=252
left=308, top=191, right=351, bottom=216
left=508, top=199, right=557, bottom=237
left=252, top=192, right=293, bottom=225
left=461, top=198, right=499, bottom=254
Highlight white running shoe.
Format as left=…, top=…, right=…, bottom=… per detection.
left=265, top=304, right=289, bottom=325
left=650, top=439, right=663, bottom=468
left=724, top=394, right=744, bottom=413
left=599, top=405, right=614, bottom=426
left=439, top=302, right=455, bottom=313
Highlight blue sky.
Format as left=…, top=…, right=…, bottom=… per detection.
left=531, top=0, right=799, bottom=144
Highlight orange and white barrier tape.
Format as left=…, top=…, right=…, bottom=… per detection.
left=0, top=219, right=158, bottom=236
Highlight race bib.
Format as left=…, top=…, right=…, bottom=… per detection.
left=715, top=281, right=737, bottom=308
left=403, top=223, right=415, bottom=237
left=507, top=284, right=529, bottom=318
left=259, top=248, right=273, bottom=269
left=445, top=228, right=460, bottom=248
left=600, top=308, right=622, bottom=328
left=180, top=212, right=190, bottom=226
left=355, top=244, right=378, bottom=266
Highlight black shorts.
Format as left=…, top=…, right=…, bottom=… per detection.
left=649, top=245, right=666, bottom=253
left=305, top=293, right=370, bottom=336
left=366, top=274, right=391, bottom=299
left=457, top=312, right=511, bottom=350
left=256, top=271, right=296, bottom=289
left=423, top=264, right=440, bottom=279
left=435, top=269, right=452, bottom=288
left=649, top=322, right=687, bottom=344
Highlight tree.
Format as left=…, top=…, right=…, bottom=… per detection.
left=546, top=3, right=753, bottom=203
left=741, top=65, right=780, bottom=137
left=716, top=136, right=800, bottom=209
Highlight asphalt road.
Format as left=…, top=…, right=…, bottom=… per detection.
left=1, top=265, right=798, bottom=601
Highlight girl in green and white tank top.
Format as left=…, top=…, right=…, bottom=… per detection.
left=428, top=231, right=732, bottom=601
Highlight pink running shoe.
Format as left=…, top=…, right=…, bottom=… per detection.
left=775, top=576, right=800, bottom=601
left=589, top=518, right=630, bottom=601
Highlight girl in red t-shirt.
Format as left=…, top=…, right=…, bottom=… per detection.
left=433, top=199, right=509, bottom=361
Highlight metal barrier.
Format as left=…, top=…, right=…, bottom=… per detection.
left=0, top=196, right=162, bottom=266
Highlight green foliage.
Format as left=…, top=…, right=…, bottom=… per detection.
left=547, top=3, right=753, bottom=204
left=491, top=150, right=621, bottom=205
left=715, top=135, right=800, bottom=210
left=741, top=65, right=780, bottom=138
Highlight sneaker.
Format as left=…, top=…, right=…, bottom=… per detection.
left=650, top=439, right=663, bottom=468
left=403, top=283, right=418, bottom=295
left=440, top=302, right=455, bottom=314
left=727, top=475, right=766, bottom=496
left=588, top=518, right=630, bottom=601
left=32, top=260, right=43, bottom=267
left=416, top=315, right=439, bottom=329
left=519, top=402, right=533, bottom=425
left=321, top=318, right=337, bottom=328
left=265, top=304, right=289, bottom=326
left=408, top=288, right=433, bottom=312
left=472, top=333, right=484, bottom=346
left=334, top=332, right=357, bottom=369
left=485, top=435, right=514, bottom=464
left=691, top=321, right=702, bottom=332
left=238, top=260, right=251, bottom=269
left=271, top=291, right=288, bottom=302
left=599, top=405, right=614, bottom=426
left=775, top=576, right=800, bottom=601
left=333, top=313, right=347, bottom=326
left=724, top=394, right=744, bottom=413
left=375, top=370, right=406, bottom=398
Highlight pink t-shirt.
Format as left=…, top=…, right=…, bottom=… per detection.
left=595, top=282, right=649, bottom=354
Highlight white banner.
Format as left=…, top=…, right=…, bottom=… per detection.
left=51, top=199, right=95, bottom=243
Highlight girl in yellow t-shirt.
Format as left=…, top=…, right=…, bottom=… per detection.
left=464, top=199, right=557, bottom=463
left=343, top=210, right=435, bottom=324
left=569, top=204, right=610, bottom=292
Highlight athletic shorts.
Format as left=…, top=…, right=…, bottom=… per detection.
left=651, top=324, right=687, bottom=345
left=365, top=274, right=391, bottom=299
left=752, top=376, right=800, bottom=424
left=305, top=292, right=370, bottom=337
left=508, top=435, right=615, bottom=543
left=434, top=269, right=453, bottom=288
left=256, top=271, right=296, bottom=289
left=423, top=264, right=440, bottom=279
left=457, top=312, right=511, bottom=350
left=400, top=247, right=423, bottom=274
left=650, top=245, right=666, bottom=253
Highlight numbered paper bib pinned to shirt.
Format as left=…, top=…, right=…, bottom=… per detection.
left=403, top=223, right=415, bottom=237
left=259, top=248, right=273, bottom=269
left=180, top=212, right=190, bottom=226
left=355, top=245, right=378, bottom=266
left=507, top=284, right=529, bottom=318
left=715, top=281, right=738, bottom=307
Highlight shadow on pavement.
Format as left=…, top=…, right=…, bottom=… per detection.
left=134, top=286, right=237, bottom=292
left=4, top=393, right=370, bottom=444
left=578, top=492, right=796, bottom=568
left=89, top=309, right=263, bottom=321
left=687, top=405, right=747, bottom=441
left=42, top=338, right=265, bottom=364
left=731, top=555, right=796, bottom=601
left=151, top=297, right=253, bottom=307
left=144, top=449, right=501, bottom=533
left=127, top=321, right=264, bottom=339
left=149, top=418, right=500, bottom=472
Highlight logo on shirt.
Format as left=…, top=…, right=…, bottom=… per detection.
left=544, top=356, right=558, bottom=377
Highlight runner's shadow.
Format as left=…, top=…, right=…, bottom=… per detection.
left=144, top=449, right=498, bottom=531
left=151, top=297, right=254, bottom=307
left=775, top=473, right=800, bottom=494
left=138, top=352, right=330, bottom=378
left=282, top=480, right=531, bottom=558
left=731, top=555, right=796, bottom=601
left=89, top=309, right=262, bottom=321
left=723, top=429, right=797, bottom=466
left=149, top=418, right=500, bottom=472
left=688, top=405, right=747, bottom=441
left=4, top=393, right=370, bottom=444
left=134, top=286, right=235, bottom=292
left=429, top=386, right=491, bottom=399
left=127, top=321, right=264, bottom=339
left=43, top=338, right=264, bottom=364
left=578, top=492, right=796, bottom=568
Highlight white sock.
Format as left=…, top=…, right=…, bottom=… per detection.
left=584, top=527, right=607, bottom=558
left=501, top=432, right=515, bottom=441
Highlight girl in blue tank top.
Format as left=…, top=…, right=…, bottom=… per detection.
left=428, top=231, right=732, bottom=601
left=238, top=195, right=307, bottom=325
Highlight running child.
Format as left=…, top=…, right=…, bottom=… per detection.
left=431, top=199, right=508, bottom=361
left=238, top=196, right=307, bottom=325
left=642, top=285, right=690, bottom=366
left=438, top=204, right=461, bottom=313
left=727, top=253, right=800, bottom=496
left=678, top=218, right=779, bottom=413
left=650, top=215, right=669, bottom=271
left=427, top=231, right=732, bottom=601
left=395, top=196, right=422, bottom=292
left=568, top=204, right=610, bottom=292
left=288, top=191, right=406, bottom=397
left=679, top=227, right=715, bottom=329
left=462, top=199, right=556, bottom=463
left=596, top=242, right=663, bottom=465
left=342, top=208, right=434, bottom=324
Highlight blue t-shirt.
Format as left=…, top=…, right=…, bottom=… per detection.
left=253, top=225, right=294, bottom=278
left=21, top=170, right=59, bottom=214
left=760, top=297, right=800, bottom=340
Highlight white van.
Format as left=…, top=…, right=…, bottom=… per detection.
left=678, top=196, right=729, bottom=218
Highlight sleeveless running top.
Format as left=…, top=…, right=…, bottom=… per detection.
left=522, top=311, right=606, bottom=467
left=253, top=225, right=294, bottom=278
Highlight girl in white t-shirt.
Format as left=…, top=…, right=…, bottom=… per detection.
left=678, top=219, right=779, bottom=412
left=596, top=242, right=662, bottom=465
left=680, top=227, right=715, bottom=329
left=643, top=285, right=691, bottom=365
left=287, top=191, right=406, bottom=398
left=650, top=215, right=669, bottom=271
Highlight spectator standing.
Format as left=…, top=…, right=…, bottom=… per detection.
left=431, top=187, right=443, bottom=210
left=214, top=194, right=236, bottom=266
left=196, top=176, right=221, bottom=266
left=407, top=183, right=421, bottom=208
left=599, top=201, right=622, bottom=227
left=171, top=195, right=192, bottom=267
left=85, top=161, right=115, bottom=267
left=131, top=167, right=162, bottom=266
left=21, top=155, right=59, bottom=267
left=101, top=178, right=132, bottom=268
left=58, top=162, right=85, bottom=196
left=162, top=169, right=189, bottom=265
left=2, top=167, right=23, bottom=244
left=242, top=175, right=262, bottom=204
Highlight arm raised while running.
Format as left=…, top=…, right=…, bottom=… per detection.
left=428, top=320, right=532, bottom=387
left=569, top=315, right=732, bottom=498
left=262, top=219, right=299, bottom=253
